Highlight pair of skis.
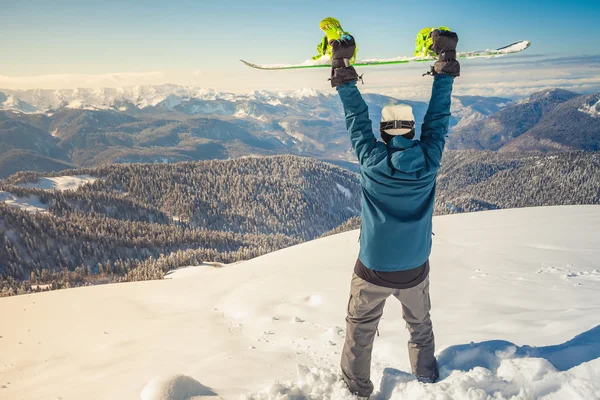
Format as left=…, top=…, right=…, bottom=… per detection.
left=240, top=20, right=531, bottom=71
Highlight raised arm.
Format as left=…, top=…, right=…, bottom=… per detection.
left=420, top=29, right=460, bottom=168
left=329, top=35, right=381, bottom=164
left=337, top=82, right=378, bottom=164
left=420, top=75, right=454, bottom=166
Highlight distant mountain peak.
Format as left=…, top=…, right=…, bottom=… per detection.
left=290, top=88, right=324, bottom=99
left=0, top=92, right=39, bottom=113
left=525, top=88, right=579, bottom=103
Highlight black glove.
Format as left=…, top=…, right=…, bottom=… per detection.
left=430, top=30, right=460, bottom=77
left=329, top=35, right=360, bottom=88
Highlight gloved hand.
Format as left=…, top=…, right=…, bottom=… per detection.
left=430, top=29, right=460, bottom=77
left=329, top=34, right=360, bottom=88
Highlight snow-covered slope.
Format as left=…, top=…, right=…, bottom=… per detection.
left=0, top=93, right=39, bottom=113
left=15, top=174, right=97, bottom=191
left=579, top=95, right=600, bottom=118
left=0, top=175, right=98, bottom=214
left=1, top=206, right=599, bottom=400
left=451, top=95, right=512, bottom=130
left=0, top=192, right=48, bottom=213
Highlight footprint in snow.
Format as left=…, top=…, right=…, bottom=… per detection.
left=471, top=272, right=489, bottom=279
left=325, top=326, right=345, bottom=338
left=292, top=317, right=305, bottom=323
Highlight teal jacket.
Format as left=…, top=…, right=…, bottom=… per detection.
left=337, top=75, right=454, bottom=271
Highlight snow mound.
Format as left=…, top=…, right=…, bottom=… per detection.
left=243, top=365, right=354, bottom=400
left=437, top=326, right=600, bottom=373
left=141, top=375, right=216, bottom=400
left=244, top=351, right=600, bottom=400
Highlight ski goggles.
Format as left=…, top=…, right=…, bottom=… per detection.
left=380, top=120, right=415, bottom=133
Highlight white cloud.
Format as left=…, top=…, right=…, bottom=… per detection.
left=362, top=56, right=600, bottom=100
left=0, top=71, right=166, bottom=90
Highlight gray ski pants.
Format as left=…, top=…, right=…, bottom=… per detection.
left=341, top=273, right=436, bottom=396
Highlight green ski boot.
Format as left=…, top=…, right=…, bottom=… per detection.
left=312, top=17, right=358, bottom=63
left=414, top=26, right=451, bottom=57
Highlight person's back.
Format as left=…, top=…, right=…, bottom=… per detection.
left=346, top=77, right=452, bottom=271
left=327, top=29, right=460, bottom=398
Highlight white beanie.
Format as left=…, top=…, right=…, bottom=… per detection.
left=380, top=104, right=415, bottom=136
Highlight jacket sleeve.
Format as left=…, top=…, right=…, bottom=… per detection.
left=337, top=81, right=383, bottom=165
left=420, top=74, right=454, bottom=168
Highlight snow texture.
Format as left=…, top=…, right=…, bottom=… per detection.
left=244, top=357, right=600, bottom=400
left=335, top=183, right=353, bottom=200
left=579, top=96, right=600, bottom=118
left=0, top=206, right=599, bottom=400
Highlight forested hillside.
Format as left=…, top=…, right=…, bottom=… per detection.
left=434, top=151, right=599, bottom=213
left=0, top=156, right=360, bottom=295
left=1, top=152, right=598, bottom=296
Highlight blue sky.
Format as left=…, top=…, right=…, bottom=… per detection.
left=1, top=0, right=600, bottom=98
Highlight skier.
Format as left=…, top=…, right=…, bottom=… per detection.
left=328, top=29, right=460, bottom=397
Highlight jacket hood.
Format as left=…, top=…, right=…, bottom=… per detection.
left=388, top=135, right=425, bottom=173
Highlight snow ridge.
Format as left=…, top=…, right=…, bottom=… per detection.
left=0, top=85, right=331, bottom=113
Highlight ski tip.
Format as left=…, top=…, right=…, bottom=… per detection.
left=240, top=59, right=263, bottom=70
left=496, top=40, right=532, bottom=52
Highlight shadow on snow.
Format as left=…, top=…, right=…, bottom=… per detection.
left=436, top=325, right=600, bottom=373
left=371, top=325, right=600, bottom=400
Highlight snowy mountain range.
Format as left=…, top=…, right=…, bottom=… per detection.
left=1, top=206, right=599, bottom=399
left=0, top=84, right=513, bottom=178
left=448, top=89, right=600, bottom=152
left=0, top=84, right=512, bottom=128
left=1, top=84, right=598, bottom=180
left=0, top=85, right=335, bottom=114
